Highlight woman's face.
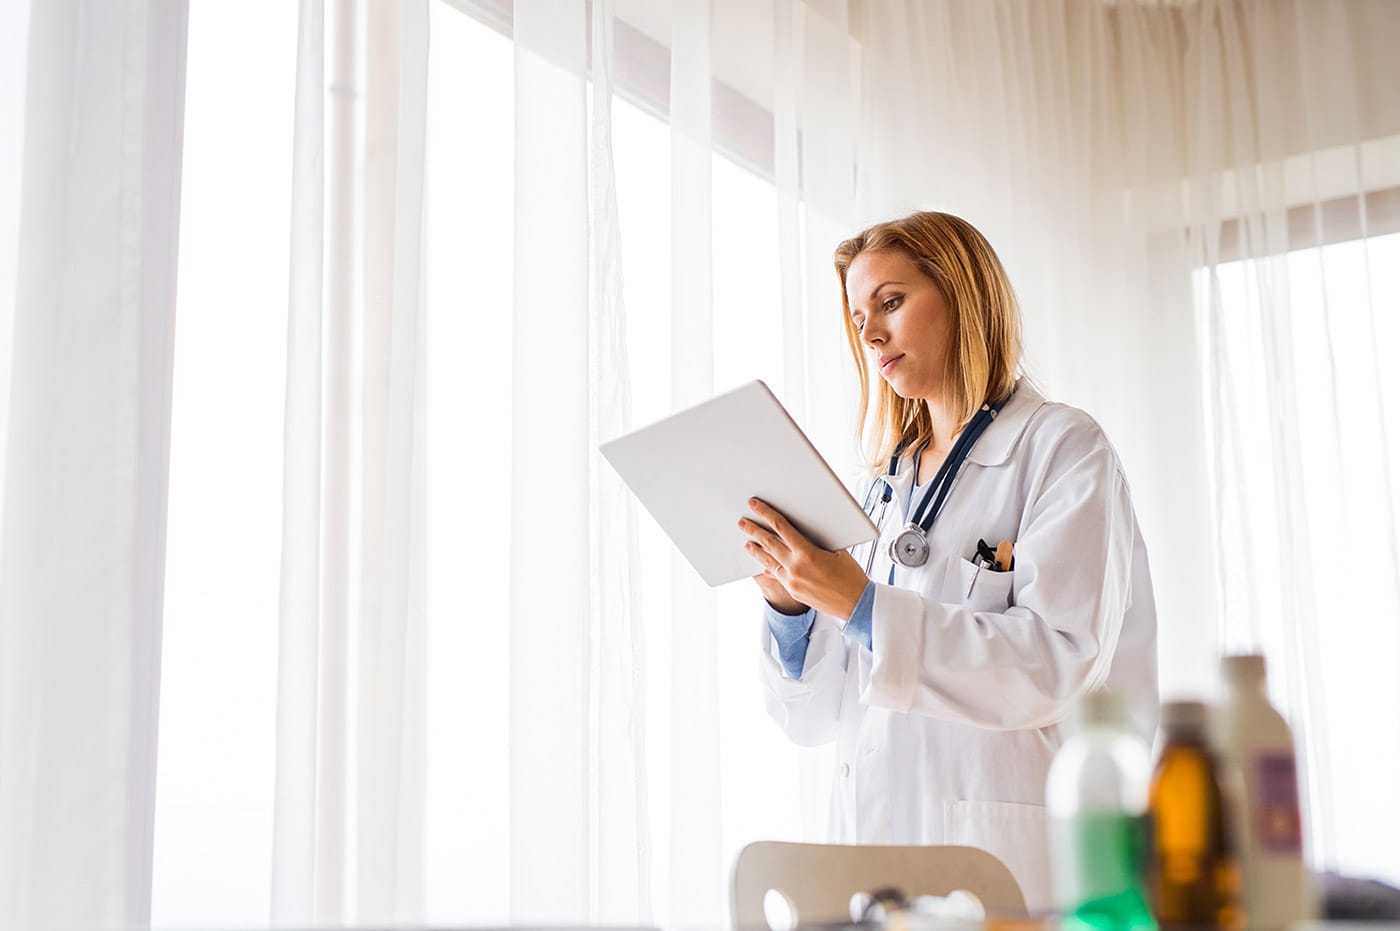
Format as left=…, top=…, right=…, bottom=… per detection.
left=844, top=248, right=953, bottom=402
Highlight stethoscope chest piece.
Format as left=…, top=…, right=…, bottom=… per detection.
left=890, top=523, right=930, bottom=568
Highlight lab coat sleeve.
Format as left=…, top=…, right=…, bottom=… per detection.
left=758, top=608, right=851, bottom=746
left=863, top=424, right=1136, bottom=730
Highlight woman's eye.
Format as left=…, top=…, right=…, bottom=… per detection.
left=883, top=295, right=903, bottom=311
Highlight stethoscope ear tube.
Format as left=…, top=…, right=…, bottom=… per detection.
left=861, top=480, right=893, bottom=576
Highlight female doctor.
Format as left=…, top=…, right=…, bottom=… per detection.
left=738, top=212, right=1157, bottom=912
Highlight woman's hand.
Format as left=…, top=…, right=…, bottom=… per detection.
left=739, top=498, right=871, bottom=621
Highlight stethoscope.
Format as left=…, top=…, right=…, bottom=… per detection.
left=858, top=393, right=1011, bottom=574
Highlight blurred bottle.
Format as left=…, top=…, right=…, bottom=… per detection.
left=1216, top=655, right=1315, bottom=929
left=1148, top=700, right=1245, bottom=931
left=1047, top=690, right=1156, bottom=930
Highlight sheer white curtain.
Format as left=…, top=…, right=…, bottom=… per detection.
left=7, top=1, right=1399, bottom=928
left=0, top=0, right=189, bottom=929
left=1099, top=0, right=1400, bottom=882
left=1144, top=0, right=1400, bottom=882
left=270, top=0, right=430, bottom=925
left=365, top=0, right=876, bottom=924
left=263, top=0, right=1400, bottom=920
left=506, top=0, right=593, bottom=920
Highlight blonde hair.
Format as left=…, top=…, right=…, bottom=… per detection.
left=834, top=211, right=1023, bottom=471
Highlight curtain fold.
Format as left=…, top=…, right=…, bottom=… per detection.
left=0, top=1, right=189, bottom=928
left=587, top=0, right=653, bottom=921
left=271, top=0, right=430, bottom=923
left=271, top=0, right=327, bottom=921
left=357, top=0, right=429, bottom=919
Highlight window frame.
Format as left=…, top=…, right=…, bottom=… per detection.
left=438, top=0, right=778, bottom=180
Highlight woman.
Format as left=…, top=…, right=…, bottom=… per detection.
left=738, top=212, right=1157, bottom=912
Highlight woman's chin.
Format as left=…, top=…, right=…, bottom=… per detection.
left=883, top=375, right=917, bottom=399
left=884, top=377, right=935, bottom=402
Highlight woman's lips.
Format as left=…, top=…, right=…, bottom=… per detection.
left=880, top=355, right=903, bottom=376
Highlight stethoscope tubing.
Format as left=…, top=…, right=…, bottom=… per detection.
left=857, top=393, right=1010, bottom=572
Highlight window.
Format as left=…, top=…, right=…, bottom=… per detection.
left=420, top=1, right=806, bottom=922
left=152, top=1, right=296, bottom=925
left=157, top=1, right=810, bottom=925
left=420, top=4, right=514, bottom=919
left=1196, top=227, right=1400, bottom=886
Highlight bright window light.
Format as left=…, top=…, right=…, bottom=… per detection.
left=161, top=1, right=811, bottom=925
left=152, top=1, right=296, bottom=926
left=421, top=3, right=514, bottom=922
left=1196, top=230, right=1400, bottom=887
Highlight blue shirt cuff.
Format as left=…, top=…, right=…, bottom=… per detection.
left=765, top=602, right=816, bottom=679
left=841, top=581, right=876, bottom=652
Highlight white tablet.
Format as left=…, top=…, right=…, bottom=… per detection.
left=600, top=380, right=878, bottom=587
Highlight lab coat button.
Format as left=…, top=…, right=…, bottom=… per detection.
left=840, top=763, right=851, bottom=777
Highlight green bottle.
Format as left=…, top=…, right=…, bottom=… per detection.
left=1047, top=690, right=1157, bottom=930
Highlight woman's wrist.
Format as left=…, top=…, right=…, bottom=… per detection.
left=756, top=574, right=808, bottom=615
left=766, top=596, right=809, bottom=616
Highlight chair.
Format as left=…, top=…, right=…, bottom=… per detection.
left=730, top=841, right=1026, bottom=929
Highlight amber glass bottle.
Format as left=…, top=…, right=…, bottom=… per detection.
left=1148, top=701, right=1245, bottom=931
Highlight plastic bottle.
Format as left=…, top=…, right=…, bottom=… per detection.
left=1148, top=700, right=1245, bottom=931
left=1216, top=655, right=1314, bottom=929
left=1046, top=690, right=1156, bottom=930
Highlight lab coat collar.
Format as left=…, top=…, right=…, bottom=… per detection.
left=964, top=379, right=1047, bottom=467
left=883, top=379, right=1046, bottom=487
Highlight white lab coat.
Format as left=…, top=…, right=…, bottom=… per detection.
left=758, top=381, right=1158, bottom=913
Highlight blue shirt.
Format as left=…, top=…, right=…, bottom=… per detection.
left=765, top=581, right=875, bottom=678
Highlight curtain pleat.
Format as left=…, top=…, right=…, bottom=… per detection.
left=270, top=0, right=325, bottom=920
left=587, top=0, right=653, bottom=921
left=358, top=0, right=429, bottom=920
left=271, top=0, right=429, bottom=922
left=0, top=1, right=188, bottom=928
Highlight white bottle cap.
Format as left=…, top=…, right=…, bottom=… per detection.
left=1222, top=653, right=1267, bottom=683
left=1072, top=688, right=1127, bottom=728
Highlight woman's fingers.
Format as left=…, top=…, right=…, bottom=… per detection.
left=744, top=498, right=868, bottom=621
left=738, top=514, right=790, bottom=559
left=747, top=498, right=807, bottom=551
left=745, top=539, right=781, bottom=574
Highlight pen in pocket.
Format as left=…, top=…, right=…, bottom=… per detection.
left=968, top=538, right=1015, bottom=597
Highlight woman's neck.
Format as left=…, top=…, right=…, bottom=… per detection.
left=925, top=397, right=959, bottom=448
left=914, top=397, right=959, bottom=485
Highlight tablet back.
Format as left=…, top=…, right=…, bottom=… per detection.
left=600, top=380, right=878, bottom=587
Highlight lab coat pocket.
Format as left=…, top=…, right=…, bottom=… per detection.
left=951, top=557, right=1016, bottom=614
left=943, top=799, right=1050, bottom=914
